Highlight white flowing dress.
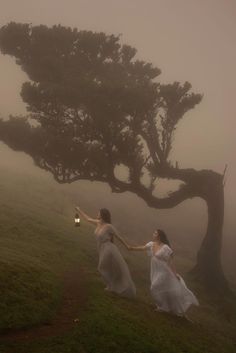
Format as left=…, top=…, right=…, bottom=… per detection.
left=145, top=242, right=199, bottom=315
left=95, top=224, right=136, bottom=298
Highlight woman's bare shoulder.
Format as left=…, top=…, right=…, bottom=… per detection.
left=145, top=241, right=154, bottom=248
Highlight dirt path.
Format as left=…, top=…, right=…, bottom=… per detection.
left=0, top=265, right=87, bottom=342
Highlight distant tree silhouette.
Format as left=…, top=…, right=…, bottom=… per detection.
left=0, top=22, right=227, bottom=290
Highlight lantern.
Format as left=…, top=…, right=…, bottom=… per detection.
left=75, top=213, right=80, bottom=227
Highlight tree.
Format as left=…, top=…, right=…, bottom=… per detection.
left=0, top=22, right=227, bottom=290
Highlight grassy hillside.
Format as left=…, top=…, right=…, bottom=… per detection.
left=0, top=167, right=236, bottom=353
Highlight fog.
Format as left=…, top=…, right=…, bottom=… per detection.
left=0, top=0, right=235, bottom=282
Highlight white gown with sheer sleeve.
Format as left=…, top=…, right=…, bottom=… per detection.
left=145, top=242, right=199, bottom=315
left=95, top=224, right=136, bottom=298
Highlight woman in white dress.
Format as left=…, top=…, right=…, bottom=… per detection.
left=75, top=206, right=136, bottom=298
left=128, top=229, right=199, bottom=316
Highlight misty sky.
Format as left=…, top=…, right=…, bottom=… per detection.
left=0, top=0, right=236, bottom=234
left=0, top=0, right=235, bottom=168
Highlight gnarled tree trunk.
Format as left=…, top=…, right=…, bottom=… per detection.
left=192, top=174, right=226, bottom=289
left=155, top=166, right=227, bottom=290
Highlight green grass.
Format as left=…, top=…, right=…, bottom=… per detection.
left=0, top=168, right=236, bottom=353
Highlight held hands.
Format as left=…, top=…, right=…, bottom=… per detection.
left=123, top=241, right=131, bottom=250
left=126, top=244, right=133, bottom=251
left=176, top=274, right=181, bottom=281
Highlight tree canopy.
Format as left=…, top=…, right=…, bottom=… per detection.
left=0, top=23, right=202, bottom=199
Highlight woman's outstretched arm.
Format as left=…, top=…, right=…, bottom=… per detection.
left=111, top=226, right=148, bottom=251
left=75, top=206, right=98, bottom=225
left=114, top=233, right=130, bottom=249
left=110, top=226, right=130, bottom=250
left=128, top=245, right=147, bottom=251
left=109, top=225, right=135, bottom=250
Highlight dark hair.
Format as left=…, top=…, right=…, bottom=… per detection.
left=99, top=208, right=111, bottom=224
left=157, top=229, right=171, bottom=248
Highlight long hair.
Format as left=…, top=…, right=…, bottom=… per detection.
left=99, top=208, right=113, bottom=242
left=157, top=229, right=171, bottom=248
left=99, top=208, right=111, bottom=224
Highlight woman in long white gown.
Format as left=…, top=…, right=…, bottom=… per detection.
left=75, top=206, right=136, bottom=298
left=128, top=229, right=199, bottom=316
